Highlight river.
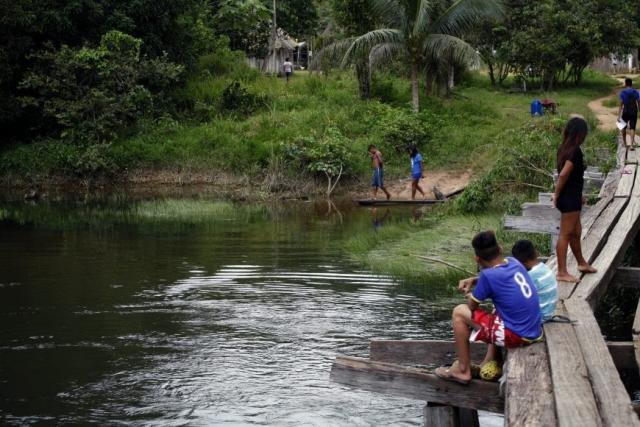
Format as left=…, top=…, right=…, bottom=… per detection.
left=0, top=198, right=502, bottom=425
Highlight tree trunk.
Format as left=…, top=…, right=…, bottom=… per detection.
left=355, top=59, right=371, bottom=100
left=410, top=64, right=419, bottom=112
left=487, top=62, right=496, bottom=87
left=448, top=65, right=454, bottom=91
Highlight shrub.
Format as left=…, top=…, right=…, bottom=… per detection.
left=283, top=127, right=356, bottom=196
left=378, top=109, right=440, bottom=154
left=221, top=81, right=267, bottom=116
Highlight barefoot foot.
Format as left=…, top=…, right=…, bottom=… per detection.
left=556, top=273, right=580, bottom=283
left=577, top=264, right=598, bottom=274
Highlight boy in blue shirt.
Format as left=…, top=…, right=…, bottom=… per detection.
left=435, top=231, right=542, bottom=384
left=512, top=240, right=558, bottom=322
left=409, top=144, right=426, bottom=200
left=619, top=78, right=639, bottom=149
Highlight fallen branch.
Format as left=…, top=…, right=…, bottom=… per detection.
left=410, top=254, right=475, bottom=276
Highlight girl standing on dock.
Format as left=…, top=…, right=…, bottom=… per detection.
left=409, top=145, right=426, bottom=200
left=554, top=117, right=598, bottom=282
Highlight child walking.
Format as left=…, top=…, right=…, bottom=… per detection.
left=409, top=145, right=426, bottom=200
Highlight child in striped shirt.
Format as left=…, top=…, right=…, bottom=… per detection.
left=512, top=240, right=558, bottom=322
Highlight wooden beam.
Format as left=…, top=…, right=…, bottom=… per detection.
left=330, top=355, right=504, bottom=413
left=633, top=299, right=640, bottom=373
left=573, top=170, right=640, bottom=304
left=543, top=304, right=599, bottom=427
left=599, top=171, right=621, bottom=199
left=615, top=165, right=637, bottom=198
left=423, top=403, right=479, bottom=427
left=613, top=267, right=640, bottom=289
left=565, top=299, right=640, bottom=427
left=504, top=342, right=557, bottom=427
left=503, top=216, right=560, bottom=234
left=369, top=340, right=486, bottom=366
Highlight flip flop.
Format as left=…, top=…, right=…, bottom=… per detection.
left=434, top=366, right=471, bottom=385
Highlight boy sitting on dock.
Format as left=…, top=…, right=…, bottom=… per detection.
left=435, top=231, right=542, bottom=384
left=512, top=240, right=558, bottom=322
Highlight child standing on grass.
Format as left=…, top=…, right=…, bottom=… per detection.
left=512, top=240, right=558, bottom=322
left=368, top=144, right=391, bottom=200
left=435, top=230, right=542, bottom=385
left=409, top=145, right=426, bottom=200
left=283, top=58, right=293, bottom=82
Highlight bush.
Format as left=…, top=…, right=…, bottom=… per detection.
left=19, top=30, right=183, bottom=145
left=283, top=127, right=356, bottom=195
left=378, top=109, right=441, bottom=154
left=221, top=81, right=267, bottom=116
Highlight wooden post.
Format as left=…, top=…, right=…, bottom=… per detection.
left=423, top=403, right=479, bottom=427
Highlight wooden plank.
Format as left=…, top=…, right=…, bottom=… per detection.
left=618, top=143, right=627, bottom=169
left=573, top=172, right=640, bottom=304
left=599, top=171, right=621, bottom=199
left=627, top=149, right=638, bottom=165
left=613, top=267, right=640, bottom=289
left=565, top=299, right=640, bottom=427
left=424, top=403, right=458, bottom=427
left=330, top=355, right=504, bottom=413
left=503, top=215, right=559, bottom=234
left=633, top=299, right=640, bottom=372
left=539, top=192, right=554, bottom=204
left=543, top=303, right=600, bottom=427
left=614, top=166, right=636, bottom=198
left=565, top=197, right=628, bottom=293
left=521, top=202, right=561, bottom=219
left=607, top=341, right=636, bottom=371
left=369, top=340, right=486, bottom=366
left=504, top=342, right=556, bottom=427
left=423, top=404, right=480, bottom=427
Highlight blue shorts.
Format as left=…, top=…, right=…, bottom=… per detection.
left=372, top=168, right=384, bottom=187
left=412, top=173, right=422, bottom=181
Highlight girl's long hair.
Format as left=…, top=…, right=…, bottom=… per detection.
left=409, top=144, right=419, bottom=158
left=557, top=117, right=588, bottom=172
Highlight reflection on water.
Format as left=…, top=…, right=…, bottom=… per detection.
left=0, top=199, right=501, bottom=425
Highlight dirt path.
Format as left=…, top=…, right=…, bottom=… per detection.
left=587, top=75, right=638, bottom=131
left=354, top=169, right=472, bottom=200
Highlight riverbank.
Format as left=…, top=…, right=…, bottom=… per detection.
left=0, top=69, right=620, bottom=286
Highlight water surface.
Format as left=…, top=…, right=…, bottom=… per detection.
left=0, top=199, right=500, bottom=425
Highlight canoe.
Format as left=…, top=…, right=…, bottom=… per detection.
left=356, top=199, right=444, bottom=206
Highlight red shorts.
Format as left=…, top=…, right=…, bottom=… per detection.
left=470, top=309, right=526, bottom=348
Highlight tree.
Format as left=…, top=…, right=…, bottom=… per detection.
left=19, top=31, right=183, bottom=144
left=210, top=0, right=272, bottom=57
left=328, top=0, right=378, bottom=99
left=341, top=0, right=503, bottom=111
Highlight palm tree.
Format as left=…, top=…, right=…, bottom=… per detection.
left=342, top=0, right=504, bottom=111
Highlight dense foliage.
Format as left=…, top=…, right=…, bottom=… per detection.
left=475, top=0, right=640, bottom=89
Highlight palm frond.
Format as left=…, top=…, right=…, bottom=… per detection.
left=423, top=34, right=479, bottom=68
left=369, top=0, right=406, bottom=30
left=341, top=29, right=404, bottom=67
left=312, top=38, right=356, bottom=70
left=369, top=42, right=407, bottom=69
left=433, top=0, right=504, bottom=37
left=413, top=0, right=434, bottom=37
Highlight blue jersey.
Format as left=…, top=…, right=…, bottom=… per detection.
left=620, top=88, right=639, bottom=113
left=528, top=262, right=558, bottom=322
left=471, top=257, right=542, bottom=339
left=411, top=153, right=423, bottom=175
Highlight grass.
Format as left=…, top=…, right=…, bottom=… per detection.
left=0, top=68, right=618, bottom=185
left=343, top=204, right=551, bottom=289
left=0, top=66, right=621, bottom=285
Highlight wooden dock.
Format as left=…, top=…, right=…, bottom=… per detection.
left=331, top=141, right=640, bottom=426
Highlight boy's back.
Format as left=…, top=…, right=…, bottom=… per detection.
left=471, top=257, right=542, bottom=340
left=528, top=262, right=558, bottom=322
